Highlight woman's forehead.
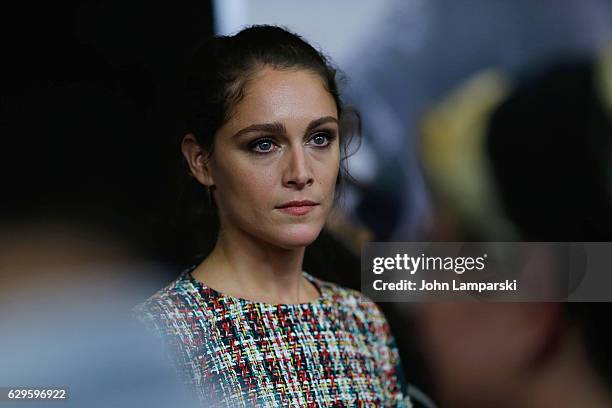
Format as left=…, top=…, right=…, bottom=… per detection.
left=228, top=68, right=338, bottom=125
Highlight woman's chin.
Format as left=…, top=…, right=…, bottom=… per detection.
left=271, top=225, right=323, bottom=249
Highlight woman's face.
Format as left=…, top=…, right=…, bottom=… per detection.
left=206, top=67, right=340, bottom=249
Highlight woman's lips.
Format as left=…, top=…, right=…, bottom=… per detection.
left=278, top=205, right=316, bottom=216
left=276, top=203, right=319, bottom=216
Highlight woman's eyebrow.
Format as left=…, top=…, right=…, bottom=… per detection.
left=305, top=116, right=338, bottom=133
left=232, top=122, right=287, bottom=139
left=231, top=116, right=338, bottom=139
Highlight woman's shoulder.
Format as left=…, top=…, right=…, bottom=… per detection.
left=132, top=267, right=201, bottom=326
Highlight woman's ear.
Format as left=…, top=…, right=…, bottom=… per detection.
left=181, top=133, right=215, bottom=186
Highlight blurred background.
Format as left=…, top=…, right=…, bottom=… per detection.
left=2, top=1, right=612, bottom=406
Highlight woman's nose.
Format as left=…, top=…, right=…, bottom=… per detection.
left=282, top=147, right=314, bottom=189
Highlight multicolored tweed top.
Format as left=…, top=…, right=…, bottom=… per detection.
left=134, top=266, right=412, bottom=407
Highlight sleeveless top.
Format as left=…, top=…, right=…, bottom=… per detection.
left=134, top=266, right=412, bottom=407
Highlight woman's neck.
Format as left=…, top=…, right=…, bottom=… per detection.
left=191, top=226, right=320, bottom=304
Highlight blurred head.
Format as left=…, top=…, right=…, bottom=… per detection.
left=181, top=25, right=355, bottom=249
left=486, top=62, right=612, bottom=241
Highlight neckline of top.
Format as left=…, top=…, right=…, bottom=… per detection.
left=181, top=264, right=330, bottom=308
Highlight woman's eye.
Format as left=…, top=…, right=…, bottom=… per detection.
left=250, top=138, right=276, bottom=153
left=310, top=132, right=332, bottom=147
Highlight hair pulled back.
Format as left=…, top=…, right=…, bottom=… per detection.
left=185, top=25, right=348, bottom=154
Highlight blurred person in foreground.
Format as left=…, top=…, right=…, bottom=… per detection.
left=417, top=50, right=612, bottom=408
left=0, top=44, right=197, bottom=407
